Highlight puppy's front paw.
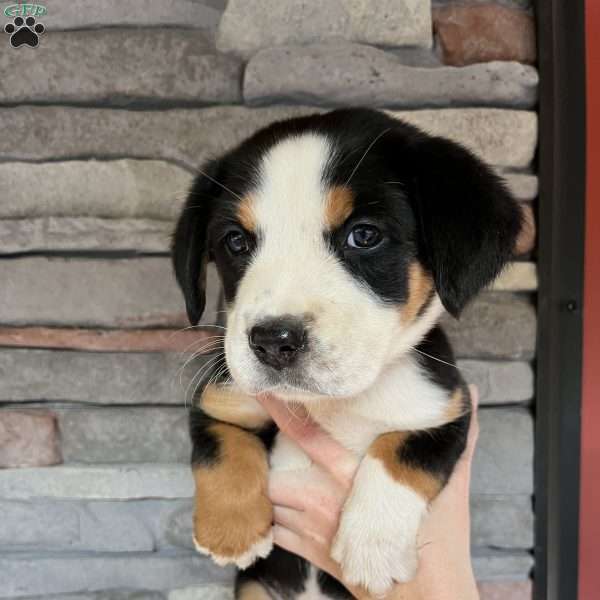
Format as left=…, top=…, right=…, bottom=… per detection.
left=192, top=487, right=273, bottom=569
left=330, top=456, right=427, bottom=596
left=191, top=423, right=273, bottom=569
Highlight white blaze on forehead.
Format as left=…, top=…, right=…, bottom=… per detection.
left=253, top=133, right=333, bottom=247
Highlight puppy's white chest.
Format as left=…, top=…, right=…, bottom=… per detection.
left=270, top=357, right=452, bottom=471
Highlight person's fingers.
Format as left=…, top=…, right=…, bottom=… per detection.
left=273, top=506, right=332, bottom=546
left=257, top=393, right=359, bottom=486
left=268, top=470, right=308, bottom=510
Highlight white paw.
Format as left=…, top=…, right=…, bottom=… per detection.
left=193, top=530, right=273, bottom=569
left=330, top=456, right=427, bottom=596
left=331, top=526, right=418, bottom=597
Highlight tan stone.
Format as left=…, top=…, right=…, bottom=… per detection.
left=433, top=4, right=536, bottom=66
left=0, top=411, right=62, bottom=468
left=0, top=327, right=215, bottom=352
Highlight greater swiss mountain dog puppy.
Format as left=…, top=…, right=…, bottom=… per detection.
left=172, top=108, right=522, bottom=599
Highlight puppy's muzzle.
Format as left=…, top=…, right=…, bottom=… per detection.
left=249, top=317, right=307, bottom=370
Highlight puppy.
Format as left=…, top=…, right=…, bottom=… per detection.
left=172, top=108, right=522, bottom=599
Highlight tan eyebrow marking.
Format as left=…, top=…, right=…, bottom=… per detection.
left=401, top=261, right=435, bottom=323
left=324, top=185, right=354, bottom=229
left=237, top=194, right=257, bottom=232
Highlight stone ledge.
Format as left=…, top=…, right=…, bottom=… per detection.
left=0, top=550, right=530, bottom=597
left=0, top=161, right=192, bottom=220
left=245, top=44, right=538, bottom=109
left=0, top=464, right=195, bottom=500
left=0, top=258, right=219, bottom=328
left=217, top=0, right=433, bottom=59
left=0, top=106, right=537, bottom=170
left=0, top=30, right=242, bottom=106
left=0, top=551, right=233, bottom=598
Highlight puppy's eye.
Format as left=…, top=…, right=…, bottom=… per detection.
left=346, top=224, right=382, bottom=249
left=225, top=230, right=250, bottom=255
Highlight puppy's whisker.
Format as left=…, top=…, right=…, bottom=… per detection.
left=410, top=347, right=465, bottom=372
left=178, top=336, right=225, bottom=356
left=344, top=128, right=391, bottom=186
left=193, top=166, right=244, bottom=202
left=184, top=354, right=226, bottom=408
left=176, top=343, right=224, bottom=383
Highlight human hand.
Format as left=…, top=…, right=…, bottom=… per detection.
left=257, top=386, right=480, bottom=600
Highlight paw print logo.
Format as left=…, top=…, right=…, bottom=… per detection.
left=4, top=16, right=45, bottom=48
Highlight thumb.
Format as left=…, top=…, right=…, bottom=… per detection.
left=257, top=393, right=359, bottom=487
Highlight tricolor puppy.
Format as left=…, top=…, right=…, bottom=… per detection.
left=172, top=108, right=522, bottom=599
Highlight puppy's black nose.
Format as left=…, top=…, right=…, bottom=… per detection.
left=249, top=317, right=306, bottom=370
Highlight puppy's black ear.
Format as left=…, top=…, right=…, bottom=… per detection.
left=411, top=136, right=523, bottom=318
left=171, top=161, right=219, bottom=325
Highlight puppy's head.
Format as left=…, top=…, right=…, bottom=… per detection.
left=173, top=109, right=522, bottom=400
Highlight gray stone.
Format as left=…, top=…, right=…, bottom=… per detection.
left=0, top=161, right=192, bottom=220
left=473, top=408, right=534, bottom=495
left=0, top=349, right=215, bottom=405
left=14, top=592, right=166, bottom=600
left=457, top=361, right=534, bottom=405
left=0, top=465, right=194, bottom=500
left=0, top=218, right=175, bottom=255
left=58, top=407, right=190, bottom=463
left=245, top=44, right=538, bottom=109
left=42, top=0, right=224, bottom=31
left=388, top=108, right=538, bottom=169
left=472, top=550, right=533, bottom=582
left=0, top=552, right=232, bottom=598
left=0, top=498, right=193, bottom=553
left=217, top=0, right=432, bottom=59
left=0, top=30, right=242, bottom=106
left=471, top=495, right=534, bottom=549
left=0, top=500, right=79, bottom=548
left=442, top=293, right=537, bottom=359
left=0, top=257, right=219, bottom=328
left=0, top=106, right=537, bottom=169
left=169, top=586, right=233, bottom=600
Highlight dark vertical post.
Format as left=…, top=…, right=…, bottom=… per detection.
left=534, top=2, right=586, bottom=599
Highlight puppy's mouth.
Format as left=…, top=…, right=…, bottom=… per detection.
left=258, top=369, right=326, bottom=399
